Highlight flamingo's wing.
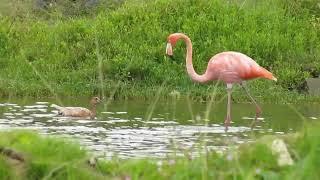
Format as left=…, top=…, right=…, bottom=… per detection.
left=209, top=51, right=276, bottom=82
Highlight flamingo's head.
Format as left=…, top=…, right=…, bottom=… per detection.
left=166, top=33, right=180, bottom=56
left=90, top=96, right=101, bottom=106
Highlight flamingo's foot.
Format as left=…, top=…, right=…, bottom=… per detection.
left=224, top=118, right=231, bottom=132
left=255, top=108, right=262, bottom=119
left=250, top=120, right=257, bottom=130
left=250, top=108, right=262, bottom=130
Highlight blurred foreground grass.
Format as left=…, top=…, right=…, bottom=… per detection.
left=0, top=122, right=319, bottom=179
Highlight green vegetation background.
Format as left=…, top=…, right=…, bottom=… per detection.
left=0, top=0, right=319, bottom=102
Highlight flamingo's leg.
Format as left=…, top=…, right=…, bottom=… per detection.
left=224, top=83, right=233, bottom=131
left=240, top=82, right=262, bottom=129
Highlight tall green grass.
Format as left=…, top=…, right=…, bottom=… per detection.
left=0, top=0, right=124, bottom=19
left=1, top=123, right=320, bottom=179
left=0, top=131, right=106, bottom=179
left=0, top=156, right=12, bottom=180
left=0, top=0, right=319, bottom=101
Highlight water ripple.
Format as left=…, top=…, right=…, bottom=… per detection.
left=0, top=99, right=314, bottom=159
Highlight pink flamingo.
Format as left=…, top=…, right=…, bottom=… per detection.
left=165, top=33, right=277, bottom=131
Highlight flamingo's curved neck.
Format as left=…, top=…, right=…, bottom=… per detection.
left=179, top=34, right=209, bottom=83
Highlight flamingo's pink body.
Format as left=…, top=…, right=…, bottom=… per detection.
left=195, top=51, right=276, bottom=84
left=166, top=33, right=277, bottom=131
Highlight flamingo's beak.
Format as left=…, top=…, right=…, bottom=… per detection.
left=166, top=43, right=173, bottom=56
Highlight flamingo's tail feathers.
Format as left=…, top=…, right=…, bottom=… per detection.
left=51, top=104, right=62, bottom=110
left=260, top=67, right=277, bottom=81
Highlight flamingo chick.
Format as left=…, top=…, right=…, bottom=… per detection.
left=165, top=33, right=277, bottom=131
left=51, top=97, right=101, bottom=119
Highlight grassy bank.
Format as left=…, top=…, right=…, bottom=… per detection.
left=0, top=0, right=319, bottom=102
left=0, top=123, right=319, bottom=179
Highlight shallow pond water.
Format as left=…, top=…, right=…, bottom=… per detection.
left=0, top=97, right=319, bottom=159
